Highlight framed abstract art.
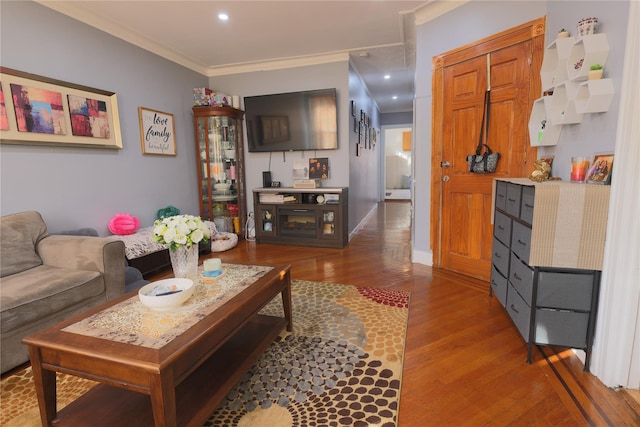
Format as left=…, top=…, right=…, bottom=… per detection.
left=0, top=67, right=122, bottom=148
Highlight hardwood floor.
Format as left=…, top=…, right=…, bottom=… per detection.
left=159, top=201, right=640, bottom=426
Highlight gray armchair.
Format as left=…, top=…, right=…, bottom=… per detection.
left=0, top=211, right=126, bottom=373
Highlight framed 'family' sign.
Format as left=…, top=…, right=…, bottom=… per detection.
left=138, top=107, right=176, bottom=155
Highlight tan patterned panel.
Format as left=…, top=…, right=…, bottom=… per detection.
left=496, top=178, right=610, bottom=270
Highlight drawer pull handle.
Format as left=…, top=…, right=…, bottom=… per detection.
left=494, top=253, right=501, bottom=259
left=508, top=198, right=516, bottom=202
left=524, top=203, right=533, bottom=208
left=510, top=304, right=519, bottom=314
left=497, top=225, right=504, bottom=230
left=513, top=273, right=521, bottom=281
left=517, top=239, right=527, bottom=246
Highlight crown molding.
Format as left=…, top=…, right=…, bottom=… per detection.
left=414, top=0, right=471, bottom=26
left=206, top=52, right=350, bottom=77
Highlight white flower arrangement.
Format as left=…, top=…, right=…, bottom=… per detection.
left=152, top=214, right=210, bottom=251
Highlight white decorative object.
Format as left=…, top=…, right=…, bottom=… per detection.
left=548, top=80, right=584, bottom=124
left=138, top=278, right=194, bottom=311
left=211, top=232, right=238, bottom=252
left=567, top=34, right=610, bottom=81
left=588, top=68, right=604, bottom=80
left=152, top=214, right=210, bottom=280
left=528, top=97, right=562, bottom=147
left=214, top=182, right=231, bottom=191
left=168, top=244, right=199, bottom=280
left=203, top=258, right=222, bottom=277
left=540, top=37, right=575, bottom=91
left=574, top=79, right=615, bottom=114
left=576, top=17, right=598, bottom=37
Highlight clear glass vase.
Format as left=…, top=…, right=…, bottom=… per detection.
left=169, top=245, right=199, bottom=281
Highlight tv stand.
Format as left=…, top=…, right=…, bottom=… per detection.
left=253, top=187, right=348, bottom=248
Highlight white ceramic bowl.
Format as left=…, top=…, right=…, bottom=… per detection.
left=214, top=183, right=231, bottom=191
left=138, top=278, right=194, bottom=311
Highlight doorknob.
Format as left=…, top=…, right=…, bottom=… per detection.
left=443, top=175, right=450, bottom=182
left=440, top=161, right=450, bottom=168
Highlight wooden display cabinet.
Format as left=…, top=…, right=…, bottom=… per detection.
left=193, top=106, right=246, bottom=236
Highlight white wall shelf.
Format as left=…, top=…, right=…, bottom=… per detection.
left=567, top=34, right=610, bottom=81
left=529, top=31, right=614, bottom=146
left=547, top=80, right=584, bottom=124
left=540, top=37, right=575, bottom=92
left=574, top=78, right=615, bottom=114
left=528, top=97, right=562, bottom=147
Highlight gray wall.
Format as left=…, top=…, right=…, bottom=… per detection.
left=0, top=1, right=207, bottom=235
left=0, top=1, right=381, bottom=238
left=212, top=62, right=381, bottom=234
left=208, top=61, right=365, bottom=232
left=348, top=64, right=381, bottom=231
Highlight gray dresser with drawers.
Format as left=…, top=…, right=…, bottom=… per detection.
left=490, top=179, right=610, bottom=371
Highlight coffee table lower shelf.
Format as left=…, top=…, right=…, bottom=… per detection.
left=51, top=314, right=287, bottom=427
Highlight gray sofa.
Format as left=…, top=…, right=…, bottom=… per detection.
left=0, top=211, right=126, bottom=373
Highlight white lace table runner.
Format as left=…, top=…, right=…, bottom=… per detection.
left=63, top=264, right=273, bottom=349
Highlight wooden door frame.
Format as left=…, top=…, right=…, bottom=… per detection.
left=430, top=17, right=546, bottom=268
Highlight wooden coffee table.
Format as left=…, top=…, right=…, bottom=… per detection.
left=23, top=263, right=292, bottom=427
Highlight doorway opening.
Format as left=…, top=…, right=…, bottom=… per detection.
left=383, top=126, right=412, bottom=201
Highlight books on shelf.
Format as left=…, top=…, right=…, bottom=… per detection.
left=259, top=193, right=296, bottom=203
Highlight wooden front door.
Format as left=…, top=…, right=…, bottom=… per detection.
left=431, top=18, right=545, bottom=281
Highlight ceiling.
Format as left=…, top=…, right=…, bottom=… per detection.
left=37, top=1, right=429, bottom=114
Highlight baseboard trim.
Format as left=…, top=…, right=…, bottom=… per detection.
left=412, top=249, right=432, bottom=266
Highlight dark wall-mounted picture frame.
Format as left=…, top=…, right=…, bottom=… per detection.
left=0, top=67, right=122, bottom=148
left=138, top=107, right=176, bottom=156
left=309, top=157, right=329, bottom=179
left=586, top=153, right=614, bottom=185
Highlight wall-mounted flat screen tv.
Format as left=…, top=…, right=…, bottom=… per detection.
left=244, top=88, right=338, bottom=152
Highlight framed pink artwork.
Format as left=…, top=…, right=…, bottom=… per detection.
left=0, top=67, right=122, bottom=148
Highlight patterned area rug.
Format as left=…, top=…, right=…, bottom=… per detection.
left=0, top=280, right=409, bottom=427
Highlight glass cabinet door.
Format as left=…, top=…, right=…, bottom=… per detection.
left=255, top=205, right=277, bottom=239
left=193, top=106, right=246, bottom=236
left=319, top=207, right=340, bottom=241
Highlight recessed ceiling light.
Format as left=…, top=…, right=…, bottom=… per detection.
left=392, top=96, right=398, bottom=100
left=218, top=13, right=229, bottom=21
left=384, top=75, right=391, bottom=80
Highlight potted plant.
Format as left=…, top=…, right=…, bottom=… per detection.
left=557, top=28, right=570, bottom=38
left=588, top=64, right=604, bottom=80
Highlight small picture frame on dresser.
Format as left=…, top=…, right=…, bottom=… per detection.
left=586, top=153, right=614, bottom=185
